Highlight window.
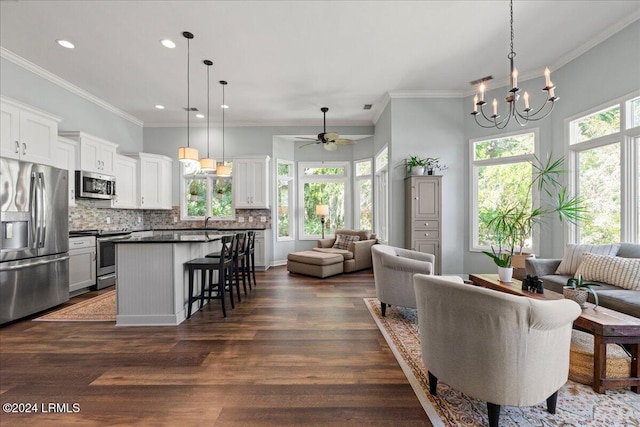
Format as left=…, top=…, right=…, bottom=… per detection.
left=276, top=160, right=294, bottom=240
left=180, top=162, right=234, bottom=220
left=298, top=161, right=350, bottom=239
left=374, top=146, right=389, bottom=243
left=470, top=130, right=537, bottom=251
left=568, top=93, right=640, bottom=244
left=354, top=159, right=373, bottom=230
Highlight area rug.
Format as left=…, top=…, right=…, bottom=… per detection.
left=34, top=291, right=116, bottom=322
left=364, top=297, right=640, bottom=427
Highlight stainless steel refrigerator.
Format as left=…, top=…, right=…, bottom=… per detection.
left=1, top=158, right=69, bottom=324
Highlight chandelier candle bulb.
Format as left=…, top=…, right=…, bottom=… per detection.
left=511, top=69, right=518, bottom=89
left=473, top=95, right=478, bottom=112
left=479, top=83, right=486, bottom=102
left=492, top=98, right=498, bottom=116
left=523, top=91, right=530, bottom=110
left=544, top=67, right=551, bottom=88
left=549, top=86, right=555, bottom=99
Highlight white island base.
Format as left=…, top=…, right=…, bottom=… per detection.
left=115, top=237, right=224, bottom=326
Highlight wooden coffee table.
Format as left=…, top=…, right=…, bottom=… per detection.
left=470, top=273, right=640, bottom=394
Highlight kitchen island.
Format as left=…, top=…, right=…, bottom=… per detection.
left=113, top=230, right=234, bottom=326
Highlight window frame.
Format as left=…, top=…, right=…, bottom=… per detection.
left=297, top=161, right=351, bottom=240
left=374, top=146, right=389, bottom=244
left=180, top=163, right=235, bottom=221
left=469, top=128, right=539, bottom=253
left=276, top=159, right=295, bottom=242
left=353, top=158, right=373, bottom=231
left=566, top=91, right=640, bottom=244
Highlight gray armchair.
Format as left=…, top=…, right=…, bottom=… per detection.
left=413, top=274, right=581, bottom=427
left=371, top=244, right=434, bottom=316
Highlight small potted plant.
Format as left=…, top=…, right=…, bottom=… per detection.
left=564, top=275, right=599, bottom=309
left=188, top=181, right=199, bottom=201
left=406, top=155, right=426, bottom=176
left=424, top=157, right=448, bottom=175
left=482, top=217, right=515, bottom=282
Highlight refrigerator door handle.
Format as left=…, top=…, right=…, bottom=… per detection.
left=30, top=172, right=38, bottom=250
left=38, top=172, right=46, bottom=248
left=0, top=255, right=70, bottom=271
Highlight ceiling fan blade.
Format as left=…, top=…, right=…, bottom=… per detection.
left=299, top=141, right=319, bottom=148
left=296, top=137, right=320, bottom=141
left=334, top=138, right=356, bottom=145
left=324, top=132, right=339, bottom=142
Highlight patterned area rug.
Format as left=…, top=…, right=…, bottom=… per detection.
left=34, top=291, right=116, bottom=322
left=364, top=297, right=640, bottom=427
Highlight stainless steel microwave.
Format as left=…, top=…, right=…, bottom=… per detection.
left=75, top=170, right=115, bottom=200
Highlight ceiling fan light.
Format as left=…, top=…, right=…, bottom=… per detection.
left=324, top=142, right=338, bottom=151
left=199, top=157, right=216, bottom=171
left=216, top=164, right=231, bottom=176
left=178, top=146, right=199, bottom=162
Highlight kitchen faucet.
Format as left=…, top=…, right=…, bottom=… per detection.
left=204, top=216, right=212, bottom=229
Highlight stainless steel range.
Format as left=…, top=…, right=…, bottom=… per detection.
left=69, top=229, right=131, bottom=289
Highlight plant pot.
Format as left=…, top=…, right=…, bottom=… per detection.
left=411, top=166, right=425, bottom=176
left=426, top=168, right=434, bottom=175
left=563, top=287, right=588, bottom=308
left=511, top=253, right=535, bottom=269
left=190, top=194, right=198, bottom=201
left=498, top=267, right=513, bottom=283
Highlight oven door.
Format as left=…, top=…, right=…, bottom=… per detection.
left=96, top=235, right=130, bottom=277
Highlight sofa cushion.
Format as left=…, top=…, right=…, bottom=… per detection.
left=334, top=229, right=374, bottom=241
left=555, top=243, right=620, bottom=276
left=575, top=253, right=640, bottom=290
left=312, top=247, right=354, bottom=260
left=287, top=251, right=343, bottom=265
left=333, top=234, right=360, bottom=250
left=618, top=243, right=640, bottom=258
left=594, top=289, right=640, bottom=318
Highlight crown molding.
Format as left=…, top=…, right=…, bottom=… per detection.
left=144, top=119, right=374, bottom=128
left=372, top=92, right=391, bottom=125
left=388, top=90, right=465, bottom=99
left=0, top=47, right=143, bottom=127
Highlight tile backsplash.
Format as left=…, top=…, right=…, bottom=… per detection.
left=69, top=199, right=271, bottom=231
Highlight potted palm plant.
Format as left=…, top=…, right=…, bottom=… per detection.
left=483, top=154, right=586, bottom=278
left=564, top=275, right=599, bottom=309
left=406, top=155, right=426, bottom=176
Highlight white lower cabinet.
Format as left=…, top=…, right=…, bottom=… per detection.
left=69, top=236, right=96, bottom=293
left=254, top=229, right=271, bottom=270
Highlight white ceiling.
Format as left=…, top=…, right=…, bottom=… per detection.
left=1, top=1, right=639, bottom=127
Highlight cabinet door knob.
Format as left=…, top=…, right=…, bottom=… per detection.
left=22, top=142, right=27, bottom=156
left=14, top=141, right=19, bottom=153
left=141, top=196, right=144, bottom=204
left=424, top=233, right=429, bottom=237
left=424, top=222, right=429, bottom=226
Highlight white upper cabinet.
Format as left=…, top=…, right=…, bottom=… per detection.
left=113, top=155, right=138, bottom=209
left=233, top=156, right=270, bottom=209
left=125, top=152, right=173, bottom=210
left=1, top=97, right=61, bottom=166
left=53, top=136, right=78, bottom=206
left=59, top=131, right=118, bottom=175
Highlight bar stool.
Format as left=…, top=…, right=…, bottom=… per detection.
left=185, top=235, right=234, bottom=319
left=244, top=231, right=257, bottom=289
left=245, top=230, right=257, bottom=288
left=207, top=233, right=243, bottom=303
left=235, top=232, right=249, bottom=296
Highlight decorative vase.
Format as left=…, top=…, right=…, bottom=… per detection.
left=411, top=166, right=425, bottom=176
left=426, top=168, right=434, bottom=175
left=563, top=287, right=589, bottom=308
left=498, top=267, right=513, bottom=283
left=511, top=253, right=535, bottom=269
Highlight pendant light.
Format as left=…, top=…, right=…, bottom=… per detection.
left=199, top=60, right=216, bottom=171
left=215, top=80, right=231, bottom=176
left=177, top=31, right=199, bottom=163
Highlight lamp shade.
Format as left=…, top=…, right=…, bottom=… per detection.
left=199, top=157, right=216, bottom=171
left=216, top=164, right=231, bottom=177
left=315, top=204, right=329, bottom=217
left=178, top=146, right=199, bottom=163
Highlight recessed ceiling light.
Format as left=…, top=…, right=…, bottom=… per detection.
left=160, top=39, right=176, bottom=49
left=155, top=104, right=165, bottom=110
left=221, top=104, right=229, bottom=109
left=56, top=39, right=75, bottom=49
left=195, top=114, right=205, bottom=118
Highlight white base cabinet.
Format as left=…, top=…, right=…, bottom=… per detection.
left=69, top=236, right=96, bottom=293
left=254, top=229, right=271, bottom=270
left=1, top=97, right=61, bottom=166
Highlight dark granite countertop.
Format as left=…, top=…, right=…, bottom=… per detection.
left=115, top=230, right=235, bottom=244
left=131, top=226, right=268, bottom=232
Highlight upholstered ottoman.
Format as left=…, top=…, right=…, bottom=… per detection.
left=287, top=251, right=344, bottom=278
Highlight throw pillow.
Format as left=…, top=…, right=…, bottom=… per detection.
left=333, top=234, right=360, bottom=250
left=555, top=243, right=620, bottom=276
left=575, top=253, right=640, bottom=290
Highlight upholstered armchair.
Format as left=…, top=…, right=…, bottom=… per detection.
left=314, top=229, right=377, bottom=273
left=413, top=274, right=581, bottom=427
left=371, top=245, right=434, bottom=316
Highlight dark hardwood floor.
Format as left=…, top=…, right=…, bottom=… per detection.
left=0, top=266, right=431, bottom=426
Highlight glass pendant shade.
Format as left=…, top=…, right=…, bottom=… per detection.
left=178, top=146, right=199, bottom=163
left=216, top=164, right=231, bottom=176
left=199, top=157, right=216, bottom=171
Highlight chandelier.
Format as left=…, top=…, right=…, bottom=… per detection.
left=471, top=0, right=559, bottom=129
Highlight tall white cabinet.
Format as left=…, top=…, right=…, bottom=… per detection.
left=125, top=153, right=173, bottom=210
left=1, top=97, right=61, bottom=166
left=233, top=156, right=270, bottom=208
left=404, top=176, right=442, bottom=274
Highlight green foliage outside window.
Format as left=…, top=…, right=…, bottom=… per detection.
left=303, top=181, right=345, bottom=236
left=277, top=179, right=290, bottom=238
left=574, top=106, right=620, bottom=143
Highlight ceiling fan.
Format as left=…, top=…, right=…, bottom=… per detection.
left=297, top=107, right=356, bottom=151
